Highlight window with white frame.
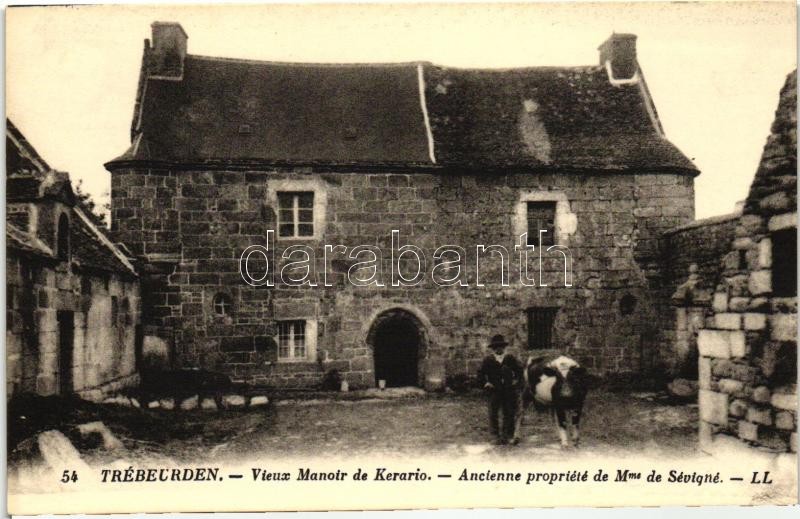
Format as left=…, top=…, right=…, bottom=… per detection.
left=277, top=192, right=314, bottom=238
left=278, top=320, right=307, bottom=360
left=526, top=201, right=556, bottom=246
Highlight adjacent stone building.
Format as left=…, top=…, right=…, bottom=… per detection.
left=684, top=71, right=796, bottom=454
left=105, top=23, right=699, bottom=388
left=6, top=120, right=141, bottom=401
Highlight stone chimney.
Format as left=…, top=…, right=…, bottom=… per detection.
left=598, top=33, right=638, bottom=81
left=148, top=22, right=188, bottom=79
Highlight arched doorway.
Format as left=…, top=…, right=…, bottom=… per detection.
left=367, top=309, right=425, bottom=388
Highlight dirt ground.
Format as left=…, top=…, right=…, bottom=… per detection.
left=9, top=388, right=699, bottom=469
left=215, top=389, right=698, bottom=462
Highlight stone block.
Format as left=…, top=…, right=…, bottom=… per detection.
left=159, top=398, right=175, bottom=410
left=771, top=392, right=797, bottom=412
left=718, top=378, right=744, bottom=394
left=699, top=390, right=728, bottom=425
left=712, top=293, right=728, bottom=313
left=698, top=420, right=714, bottom=453
left=760, top=191, right=793, bottom=213
left=177, top=395, right=197, bottom=410
left=758, top=238, right=772, bottom=269
left=770, top=314, right=797, bottom=341
left=714, top=313, right=741, bottom=330
left=200, top=398, right=218, bottom=410
left=698, top=357, right=712, bottom=390
left=733, top=237, right=755, bottom=250
left=728, top=297, right=749, bottom=312
left=729, top=364, right=759, bottom=384
left=748, top=270, right=771, bottom=296
left=743, top=313, right=766, bottom=331
left=746, top=406, right=772, bottom=426
left=223, top=394, right=246, bottom=407
left=775, top=411, right=795, bottom=430
left=729, top=399, right=748, bottom=418
left=748, top=298, right=770, bottom=311
left=250, top=395, right=269, bottom=406
left=752, top=386, right=771, bottom=404
left=711, top=359, right=734, bottom=378
left=767, top=212, right=797, bottom=232
left=698, top=330, right=745, bottom=359
left=738, top=421, right=759, bottom=442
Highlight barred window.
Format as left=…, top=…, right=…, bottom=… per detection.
left=527, top=307, right=558, bottom=350
left=277, top=192, right=314, bottom=238
left=527, top=202, right=556, bottom=246
left=278, top=320, right=307, bottom=360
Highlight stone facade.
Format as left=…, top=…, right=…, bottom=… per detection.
left=6, top=252, right=141, bottom=400
left=105, top=24, right=699, bottom=389
left=6, top=120, right=141, bottom=401
left=109, top=167, right=694, bottom=388
left=694, top=71, right=797, bottom=454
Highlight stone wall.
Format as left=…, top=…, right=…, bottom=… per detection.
left=658, top=213, right=741, bottom=376
left=110, top=167, right=695, bottom=388
left=6, top=253, right=141, bottom=401
left=697, top=71, right=796, bottom=454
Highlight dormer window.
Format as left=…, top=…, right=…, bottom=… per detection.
left=57, top=213, right=70, bottom=261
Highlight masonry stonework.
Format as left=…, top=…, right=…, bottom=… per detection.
left=109, top=167, right=694, bottom=387
left=693, top=71, right=797, bottom=455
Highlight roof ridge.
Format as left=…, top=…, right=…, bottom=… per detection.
left=187, top=54, right=428, bottom=68
left=186, top=54, right=602, bottom=73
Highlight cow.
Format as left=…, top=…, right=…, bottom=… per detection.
left=514, top=354, right=589, bottom=448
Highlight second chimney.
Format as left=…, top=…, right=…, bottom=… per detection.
left=149, top=22, right=188, bottom=79
left=598, top=33, right=638, bottom=81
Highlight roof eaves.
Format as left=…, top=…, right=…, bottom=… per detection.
left=73, top=207, right=138, bottom=276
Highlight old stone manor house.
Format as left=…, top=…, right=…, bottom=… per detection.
left=106, top=23, right=700, bottom=389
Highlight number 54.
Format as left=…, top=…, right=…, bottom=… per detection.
left=61, top=470, right=78, bottom=483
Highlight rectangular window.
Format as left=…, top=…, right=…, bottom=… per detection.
left=527, top=202, right=556, bottom=246
left=772, top=229, right=797, bottom=297
left=527, top=307, right=558, bottom=350
left=277, top=192, right=314, bottom=238
left=278, top=320, right=307, bottom=360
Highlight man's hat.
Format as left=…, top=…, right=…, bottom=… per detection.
left=488, top=334, right=509, bottom=349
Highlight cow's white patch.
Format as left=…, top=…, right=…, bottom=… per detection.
left=548, top=355, right=579, bottom=378
left=534, top=375, right=557, bottom=405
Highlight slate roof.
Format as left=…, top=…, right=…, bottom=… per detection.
left=6, top=120, right=138, bottom=278
left=425, top=65, right=693, bottom=171
left=71, top=208, right=138, bottom=277
left=123, top=57, right=431, bottom=165
left=108, top=53, right=697, bottom=174
left=6, top=223, right=54, bottom=258
left=6, top=204, right=137, bottom=278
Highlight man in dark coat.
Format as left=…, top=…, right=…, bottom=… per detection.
left=477, top=334, right=524, bottom=445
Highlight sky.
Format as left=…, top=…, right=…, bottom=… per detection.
left=6, top=1, right=796, bottom=219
